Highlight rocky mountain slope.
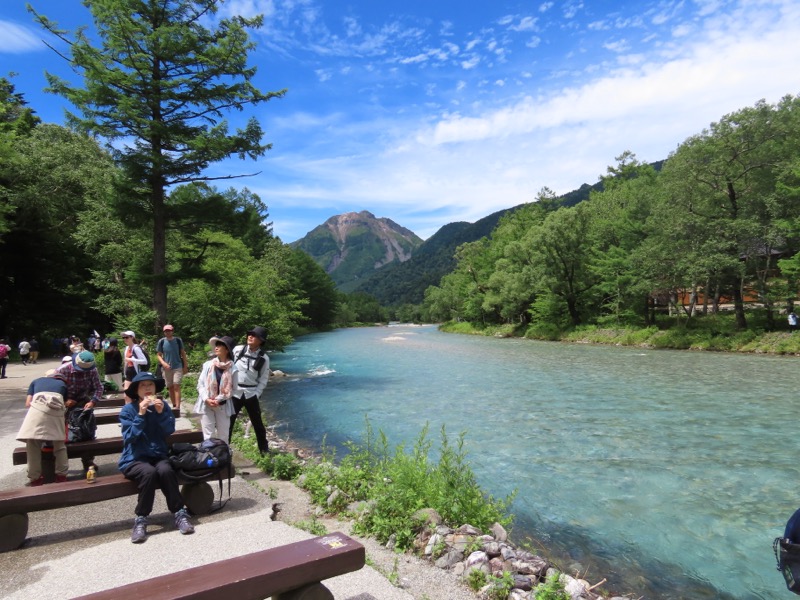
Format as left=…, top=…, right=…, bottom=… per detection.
left=291, top=211, right=423, bottom=292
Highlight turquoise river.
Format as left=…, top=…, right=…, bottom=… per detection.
left=263, top=325, right=797, bottom=599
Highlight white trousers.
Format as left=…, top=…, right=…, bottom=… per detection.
left=200, top=404, right=230, bottom=444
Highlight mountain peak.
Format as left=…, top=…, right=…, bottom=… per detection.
left=292, top=211, right=423, bottom=292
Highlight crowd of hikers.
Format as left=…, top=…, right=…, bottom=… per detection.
left=9, top=323, right=273, bottom=544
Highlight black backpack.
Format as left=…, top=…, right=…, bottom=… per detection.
left=775, top=507, right=800, bottom=594
left=67, top=408, right=97, bottom=443
left=138, top=345, right=151, bottom=371
left=169, top=438, right=232, bottom=510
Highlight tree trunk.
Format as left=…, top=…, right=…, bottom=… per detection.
left=732, top=279, right=747, bottom=329
left=152, top=185, right=168, bottom=329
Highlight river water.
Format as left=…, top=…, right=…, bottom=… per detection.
left=263, top=324, right=797, bottom=599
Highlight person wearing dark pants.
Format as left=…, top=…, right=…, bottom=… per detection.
left=229, top=326, right=270, bottom=454
left=119, top=371, right=194, bottom=543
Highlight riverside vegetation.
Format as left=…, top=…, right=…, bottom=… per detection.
left=441, top=309, right=800, bottom=355
left=223, top=410, right=629, bottom=600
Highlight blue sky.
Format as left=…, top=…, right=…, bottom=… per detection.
left=2, top=0, right=800, bottom=242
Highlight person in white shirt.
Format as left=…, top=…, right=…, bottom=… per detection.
left=228, top=326, right=270, bottom=454
left=18, top=338, right=31, bottom=365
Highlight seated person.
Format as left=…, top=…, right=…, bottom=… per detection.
left=17, top=370, right=69, bottom=486
left=119, top=371, right=195, bottom=543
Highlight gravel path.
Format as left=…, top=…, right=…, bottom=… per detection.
left=0, top=359, right=478, bottom=600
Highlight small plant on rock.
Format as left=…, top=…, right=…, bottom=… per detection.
left=467, top=568, right=488, bottom=592
left=534, top=571, right=569, bottom=600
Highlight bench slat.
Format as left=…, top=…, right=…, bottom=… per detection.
left=12, top=430, right=203, bottom=465
left=72, top=533, right=366, bottom=600
left=0, top=473, right=138, bottom=515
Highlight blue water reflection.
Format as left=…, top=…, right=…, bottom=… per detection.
left=265, top=325, right=796, bottom=599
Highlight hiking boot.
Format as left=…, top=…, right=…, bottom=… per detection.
left=55, top=474, right=68, bottom=483
left=174, top=508, right=194, bottom=535
left=27, top=476, right=45, bottom=487
left=131, top=516, right=148, bottom=543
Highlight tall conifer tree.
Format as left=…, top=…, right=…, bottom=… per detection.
left=31, top=0, right=285, bottom=327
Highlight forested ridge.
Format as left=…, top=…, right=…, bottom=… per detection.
left=419, top=95, right=800, bottom=338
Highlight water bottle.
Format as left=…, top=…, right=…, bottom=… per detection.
left=86, top=466, right=96, bottom=484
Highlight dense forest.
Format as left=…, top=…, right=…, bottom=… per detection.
left=3, top=1, right=799, bottom=348
left=421, top=95, right=800, bottom=334
left=0, top=75, right=345, bottom=348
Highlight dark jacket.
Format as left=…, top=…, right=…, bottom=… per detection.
left=118, top=401, right=176, bottom=472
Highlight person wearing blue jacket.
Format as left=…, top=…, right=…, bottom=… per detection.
left=119, top=371, right=194, bottom=543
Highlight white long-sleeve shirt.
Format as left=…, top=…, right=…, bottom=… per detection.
left=231, top=344, right=269, bottom=399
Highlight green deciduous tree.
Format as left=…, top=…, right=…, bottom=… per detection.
left=31, top=0, right=285, bottom=326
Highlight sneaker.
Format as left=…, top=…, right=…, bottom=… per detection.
left=174, top=508, right=195, bottom=535
left=131, top=516, right=148, bottom=543
left=55, top=474, right=68, bottom=483
left=27, top=476, right=45, bottom=487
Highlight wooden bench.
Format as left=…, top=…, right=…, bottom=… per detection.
left=72, top=532, right=366, bottom=600
left=0, top=468, right=223, bottom=552
left=12, top=430, right=203, bottom=465
left=94, top=407, right=180, bottom=425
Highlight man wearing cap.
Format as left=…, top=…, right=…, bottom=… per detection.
left=55, top=350, right=103, bottom=473
left=156, top=325, right=188, bottom=410
left=229, top=326, right=270, bottom=454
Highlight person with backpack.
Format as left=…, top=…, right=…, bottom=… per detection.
left=228, top=326, right=270, bottom=454
left=55, top=350, right=103, bottom=474
left=0, top=338, right=10, bottom=378
left=119, top=371, right=195, bottom=543
left=156, top=324, right=188, bottom=409
left=196, top=335, right=238, bottom=444
left=121, top=330, right=148, bottom=390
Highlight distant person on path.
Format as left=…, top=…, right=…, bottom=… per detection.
left=29, top=337, right=39, bottom=364
left=789, top=310, right=798, bottom=332
left=196, top=336, right=237, bottom=444
left=119, top=371, right=195, bottom=543
left=121, top=330, right=148, bottom=390
left=55, top=350, right=103, bottom=474
left=228, top=326, right=270, bottom=454
left=156, top=324, right=188, bottom=409
left=18, top=338, right=30, bottom=365
left=17, top=370, right=69, bottom=486
left=103, top=338, right=123, bottom=391
left=0, top=338, right=10, bottom=378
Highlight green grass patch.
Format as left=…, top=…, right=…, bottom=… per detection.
left=299, top=420, right=515, bottom=552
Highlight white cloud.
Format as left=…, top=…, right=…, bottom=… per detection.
left=0, top=20, right=43, bottom=53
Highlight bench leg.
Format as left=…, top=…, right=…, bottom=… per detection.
left=274, top=583, right=334, bottom=600
left=0, top=513, right=29, bottom=552
left=181, top=482, right=214, bottom=515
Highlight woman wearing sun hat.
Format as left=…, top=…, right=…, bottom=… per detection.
left=119, top=371, right=195, bottom=543
left=195, top=335, right=238, bottom=444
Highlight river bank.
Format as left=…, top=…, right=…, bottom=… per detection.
left=439, top=319, right=800, bottom=355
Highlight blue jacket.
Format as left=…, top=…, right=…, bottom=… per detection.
left=118, top=402, right=176, bottom=472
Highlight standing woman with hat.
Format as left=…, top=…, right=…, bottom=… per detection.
left=120, top=371, right=195, bottom=543
left=228, top=326, right=271, bottom=454
left=121, top=330, right=147, bottom=390
left=196, top=336, right=238, bottom=444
